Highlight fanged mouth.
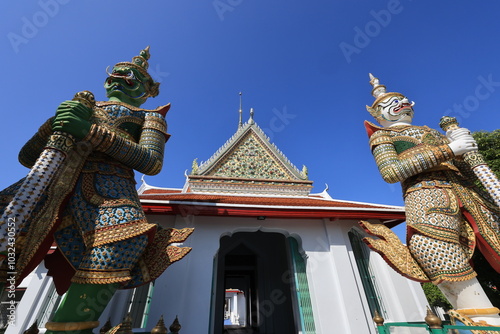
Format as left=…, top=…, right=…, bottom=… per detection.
left=107, top=81, right=122, bottom=91
left=394, top=104, right=412, bottom=113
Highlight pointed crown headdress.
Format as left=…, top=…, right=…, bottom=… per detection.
left=113, top=46, right=160, bottom=97
left=366, top=73, right=404, bottom=119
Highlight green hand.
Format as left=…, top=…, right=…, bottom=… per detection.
left=52, top=100, right=92, bottom=140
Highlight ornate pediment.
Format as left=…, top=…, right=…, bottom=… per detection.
left=187, top=121, right=312, bottom=196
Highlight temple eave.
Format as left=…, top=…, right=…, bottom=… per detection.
left=187, top=175, right=313, bottom=196
left=188, top=174, right=311, bottom=184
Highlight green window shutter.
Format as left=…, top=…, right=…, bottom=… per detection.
left=348, top=230, right=385, bottom=318
left=289, top=237, right=316, bottom=334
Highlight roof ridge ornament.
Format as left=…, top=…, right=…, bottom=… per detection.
left=249, top=107, right=255, bottom=124
left=238, top=92, right=243, bottom=129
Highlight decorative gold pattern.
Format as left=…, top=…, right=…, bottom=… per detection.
left=122, top=227, right=193, bottom=288
left=370, top=124, right=454, bottom=184
left=359, top=220, right=430, bottom=282
left=83, top=219, right=155, bottom=248
left=18, top=118, right=54, bottom=168
left=84, top=106, right=167, bottom=176
left=211, top=132, right=292, bottom=179
left=16, top=139, right=88, bottom=282
left=367, top=121, right=500, bottom=284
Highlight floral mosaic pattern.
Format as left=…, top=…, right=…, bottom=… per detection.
left=212, top=133, right=291, bottom=179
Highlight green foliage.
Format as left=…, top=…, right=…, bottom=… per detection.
left=473, top=130, right=500, bottom=180
left=421, top=282, right=452, bottom=309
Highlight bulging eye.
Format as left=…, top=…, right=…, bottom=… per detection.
left=393, top=100, right=399, bottom=104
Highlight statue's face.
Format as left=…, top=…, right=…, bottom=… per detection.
left=377, top=94, right=414, bottom=124
left=104, top=66, right=148, bottom=106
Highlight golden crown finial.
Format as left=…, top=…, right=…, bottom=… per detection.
left=132, top=46, right=151, bottom=70
left=369, top=73, right=387, bottom=98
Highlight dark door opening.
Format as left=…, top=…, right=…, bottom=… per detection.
left=212, top=231, right=297, bottom=334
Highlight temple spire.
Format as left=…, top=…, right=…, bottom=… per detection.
left=238, top=92, right=243, bottom=129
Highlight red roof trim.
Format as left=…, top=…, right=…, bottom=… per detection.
left=139, top=193, right=394, bottom=209
left=141, top=203, right=405, bottom=224
left=142, top=188, right=182, bottom=195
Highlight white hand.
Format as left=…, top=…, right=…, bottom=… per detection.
left=448, top=137, right=478, bottom=156
left=446, top=128, right=472, bottom=141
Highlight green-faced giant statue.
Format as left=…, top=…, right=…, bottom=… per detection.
left=0, top=47, right=192, bottom=334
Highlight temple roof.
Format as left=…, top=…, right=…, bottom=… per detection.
left=138, top=181, right=406, bottom=227
left=136, top=108, right=406, bottom=226
left=186, top=117, right=312, bottom=196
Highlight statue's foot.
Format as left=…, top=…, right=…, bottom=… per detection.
left=470, top=315, right=500, bottom=327
left=44, top=321, right=99, bottom=334
left=45, top=330, right=94, bottom=334
left=449, top=308, right=500, bottom=329
left=461, top=307, right=500, bottom=327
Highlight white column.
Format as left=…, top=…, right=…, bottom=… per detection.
left=6, top=264, right=51, bottom=334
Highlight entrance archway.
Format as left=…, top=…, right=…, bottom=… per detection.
left=211, top=231, right=298, bottom=334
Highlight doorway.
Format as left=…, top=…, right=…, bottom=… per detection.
left=211, top=231, right=298, bottom=334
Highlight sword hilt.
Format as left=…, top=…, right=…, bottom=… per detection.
left=72, top=90, right=96, bottom=109
left=439, top=116, right=460, bottom=132
left=439, top=117, right=500, bottom=208
left=48, top=91, right=96, bottom=153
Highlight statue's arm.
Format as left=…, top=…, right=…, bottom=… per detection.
left=18, top=117, right=54, bottom=168
left=371, top=131, right=454, bottom=184
left=85, top=112, right=168, bottom=175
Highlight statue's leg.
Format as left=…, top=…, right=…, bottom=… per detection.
left=438, top=278, right=500, bottom=325
left=45, top=282, right=118, bottom=334
left=409, top=233, right=500, bottom=325
left=405, top=188, right=500, bottom=325
left=45, top=233, right=149, bottom=333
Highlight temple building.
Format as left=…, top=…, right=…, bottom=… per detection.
left=7, top=108, right=428, bottom=334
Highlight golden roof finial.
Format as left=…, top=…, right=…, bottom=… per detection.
left=151, top=315, right=168, bottom=334
left=169, top=316, right=181, bottom=333
left=424, top=306, right=442, bottom=329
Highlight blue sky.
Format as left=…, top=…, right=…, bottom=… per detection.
left=2, top=1, right=500, bottom=239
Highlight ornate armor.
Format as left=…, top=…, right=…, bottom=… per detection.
left=367, top=121, right=500, bottom=283
left=4, top=101, right=191, bottom=292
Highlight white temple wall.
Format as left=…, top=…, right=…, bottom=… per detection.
left=7, top=213, right=428, bottom=334
left=368, top=250, right=428, bottom=322
left=319, top=219, right=377, bottom=334
left=143, top=213, right=422, bottom=333
left=146, top=214, right=222, bottom=333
